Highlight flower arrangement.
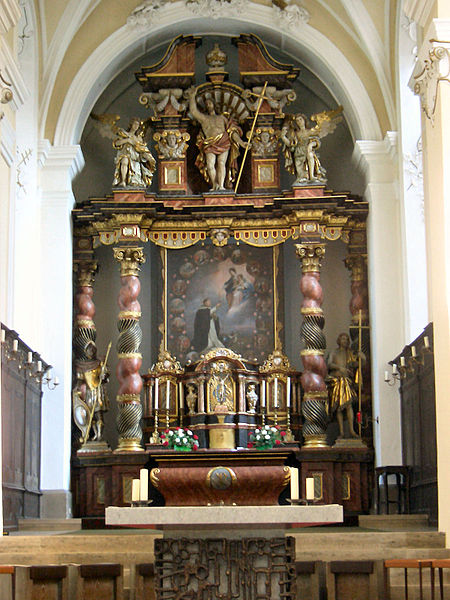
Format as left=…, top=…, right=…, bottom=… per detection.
left=247, top=425, right=286, bottom=449
left=160, top=427, right=199, bottom=451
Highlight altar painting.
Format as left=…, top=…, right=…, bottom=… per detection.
left=165, top=242, right=280, bottom=364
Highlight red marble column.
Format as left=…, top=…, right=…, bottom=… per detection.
left=113, top=247, right=145, bottom=452
left=295, top=243, right=329, bottom=448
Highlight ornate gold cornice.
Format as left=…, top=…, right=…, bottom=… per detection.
left=295, top=243, right=326, bottom=272
left=259, top=349, right=292, bottom=373
left=73, top=260, right=98, bottom=287
left=113, top=247, right=146, bottom=277
left=151, top=348, right=184, bottom=375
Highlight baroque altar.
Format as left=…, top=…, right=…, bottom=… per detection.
left=71, top=34, right=373, bottom=522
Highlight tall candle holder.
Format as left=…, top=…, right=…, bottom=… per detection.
left=285, top=409, right=295, bottom=442
left=165, top=407, right=170, bottom=431
left=149, top=407, right=161, bottom=444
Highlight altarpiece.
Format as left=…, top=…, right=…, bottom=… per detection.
left=71, top=34, right=372, bottom=523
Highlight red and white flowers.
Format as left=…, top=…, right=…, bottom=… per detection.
left=247, top=424, right=286, bottom=449
left=160, top=427, right=199, bottom=451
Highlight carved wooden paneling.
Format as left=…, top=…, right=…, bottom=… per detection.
left=399, top=324, right=437, bottom=523
left=1, top=342, right=42, bottom=530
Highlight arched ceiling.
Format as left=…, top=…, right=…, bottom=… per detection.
left=35, top=0, right=398, bottom=144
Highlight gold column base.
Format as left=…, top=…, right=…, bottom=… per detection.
left=114, top=438, right=144, bottom=452
left=302, top=434, right=329, bottom=449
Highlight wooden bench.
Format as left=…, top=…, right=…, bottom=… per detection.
left=15, top=565, right=69, bottom=600
left=384, top=559, right=433, bottom=600
left=73, top=563, right=123, bottom=600
left=327, top=560, right=379, bottom=600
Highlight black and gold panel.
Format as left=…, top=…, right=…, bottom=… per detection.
left=154, top=537, right=296, bottom=599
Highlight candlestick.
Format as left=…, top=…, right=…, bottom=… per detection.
left=131, top=479, right=140, bottom=502
left=27, top=351, right=32, bottom=363
left=139, top=469, right=148, bottom=501
left=37, top=360, right=42, bottom=372
left=400, top=356, right=406, bottom=367
left=166, top=379, right=170, bottom=410
left=154, top=378, right=159, bottom=410
left=424, top=336, right=430, bottom=348
left=286, top=377, right=291, bottom=408
left=12, top=339, right=18, bottom=352
left=411, top=345, right=416, bottom=358
left=273, top=377, right=278, bottom=408
left=384, top=371, right=389, bottom=382
left=179, top=382, right=183, bottom=409
left=290, top=467, right=299, bottom=501
left=53, top=375, right=59, bottom=386
left=261, top=381, right=265, bottom=407
left=306, top=477, right=315, bottom=501
left=392, top=364, right=398, bottom=375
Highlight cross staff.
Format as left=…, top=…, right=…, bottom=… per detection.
left=83, top=341, right=112, bottom=445
left=234, top=81, right=269, bottom=194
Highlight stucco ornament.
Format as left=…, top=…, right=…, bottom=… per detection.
left=127, top=0, right=170, bottom=27
left=185, top=0, right=248, bottom=19
left=273, top=1, right=310, bottom=30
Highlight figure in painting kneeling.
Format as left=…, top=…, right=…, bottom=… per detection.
left=187, top=86, right=248, bottom=191
left=327, top=333, right=365, bottom=440
left=72, top=341, right=111, bottom=450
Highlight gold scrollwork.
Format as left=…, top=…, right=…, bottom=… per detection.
left=113, top=247, right=146, bottom=277
left=150, top=468, right=160, bottom=488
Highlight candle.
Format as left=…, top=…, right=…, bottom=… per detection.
left=154, top=379, right=159, bottom=410
left=274, top=377, right=278, bottom=408
left=37, top=360, right=42, bottom=372
left=306, top=477, right=315, bottom=501
left=12, top=339, right=18, bottom=352
left=166, top=379, right=170, bottom=410
left=392, top=364, right=398, bottom=375
left=27, top=351, right=32, bottom=363
left=139, top=468, right=148, bottom=501
left=131, top=479, right=140, bottom=502
left=261, top=381, right=265, bottom=408
left=179, top=382, right=184, bottom=410
left=400, top=356, right=406, bottom=367
left=411, top=345, right=416, bottom=358
left=424, top=336, right=430, bottom=348
left=1, top=329, right=5, bottom=343
left=53, top=375, right=59, bottom=386
left=290, top=467, right=299, bottom=500
left=384, top=371, right=389, bottom=382
left=286, top=377, right=291, bottom=408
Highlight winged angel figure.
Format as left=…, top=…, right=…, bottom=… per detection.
left=280, top=107, right=343, bottom=185
left=91, top=113, right=156, bottom=188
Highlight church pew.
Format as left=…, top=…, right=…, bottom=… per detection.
left=384, top=559, right=433, bottom=600
left=326, top=560, right=380, bottom=600
left=72, top=563, right=123, bottom=600
left=294, top=560, right=322, bottom=600
left=0, top=566, right=15, bottom=600
left=14, top=565, right=69, bottom=600
left=134, top=563, right=156, bottom=600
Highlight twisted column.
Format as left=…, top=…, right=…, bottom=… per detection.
left=344, top=254, right=369, bottom=326
left=113, top=247, right=145, bottom=452
left=295, top=243, right=329, bottom=448
left=73, top=260, right=98, bottom=360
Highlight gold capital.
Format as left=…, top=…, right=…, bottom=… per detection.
left=295, top=243, right=326, bottom=273
left=113, top=247, right=146, bottom=277
left=74, top=260, right=98, bottom=287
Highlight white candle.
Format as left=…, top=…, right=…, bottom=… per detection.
left=290, top=467, right=299, bottom=500
left=139, top=468, right=148, bottom=501
left=261, top=381, right=265, bottom=408
left=274, top=377, right=278, bottom=408
left=154, top=379, right=159, bottom=410
left=37, top=360, right=42, bottom=372
left=424, top=336, right=430, bottom=348
left=306, top=477, right=315, bottom=501
left=411, top=345, right=416, bottom=358
left=131, top=479, right=140, bottom=502
left=392, top=364, right=398, bottom=375
left=400, top=356, right=406, bottom=367
left=12, top=339, right=18, bottom=352
left=286, top=377, right=291, bottom=408
left=27, top=351, right=32, bottom=363
left=53, top=375, right=59, bottom=386
left=0, top=329, right=5, bottom=343
left=179, top=382, right=184, bottom=409
left=384, top=371, right=389, bottom=382
left=166, top=379, right=170, bottom=410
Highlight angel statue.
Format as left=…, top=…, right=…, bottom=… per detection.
left=91, top=114, right=156, bottom=188
left=280, top=108, right=343, bottom=185
left=186, top=86, right=249, bottom=191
